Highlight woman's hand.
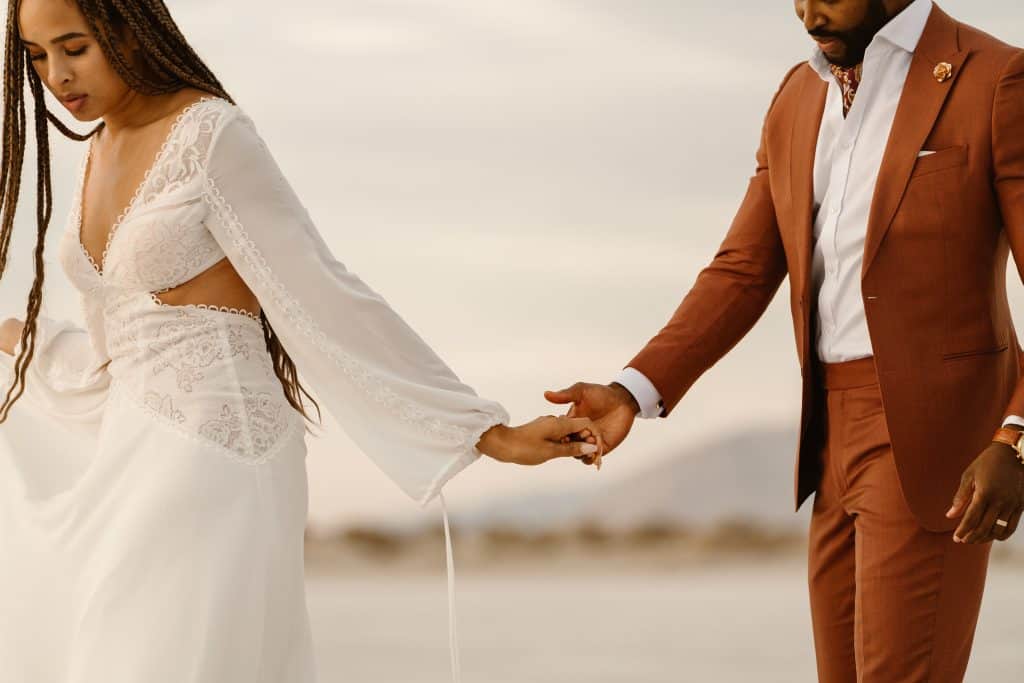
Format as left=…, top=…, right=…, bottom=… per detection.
left=476, top=416, right=605, bottom=467
left=0, top=318, right=24, bottom=357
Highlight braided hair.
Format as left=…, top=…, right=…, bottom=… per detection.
left=0, top=0, right=321, bottom=429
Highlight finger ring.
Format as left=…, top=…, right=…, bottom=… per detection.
left=996, top=519, right=1009, bottom=527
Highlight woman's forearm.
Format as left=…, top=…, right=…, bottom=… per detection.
left=475, top=422, right=512, bottom=461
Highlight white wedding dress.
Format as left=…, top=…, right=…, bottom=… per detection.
left=0, top=95, right=509, bottom=682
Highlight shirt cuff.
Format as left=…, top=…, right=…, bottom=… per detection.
left=1001, top=415, right=1024, bottom=429
left=613, top=367, right=664, bottom=419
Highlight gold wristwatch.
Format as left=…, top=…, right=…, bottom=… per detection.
left=991, top=426, right=1024, bottom=465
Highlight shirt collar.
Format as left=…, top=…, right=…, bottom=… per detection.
left=809, top=0, right=933, bottom=81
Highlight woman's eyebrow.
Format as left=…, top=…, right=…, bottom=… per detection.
left=21, top=31, right=88, bottom=46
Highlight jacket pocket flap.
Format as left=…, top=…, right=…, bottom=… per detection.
left=911, top=144, right=968, bottom=178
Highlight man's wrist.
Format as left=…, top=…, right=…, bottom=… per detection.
left=991, top=426, right=1024, bottom=465
left=612, top=367, right=663, bottom=418
left=993, top=444, right=1024, bottom=469
left=609, top=381, right=641, bottom=416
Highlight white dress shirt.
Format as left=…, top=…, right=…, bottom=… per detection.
left=615, top=0, right=1024, bottom=429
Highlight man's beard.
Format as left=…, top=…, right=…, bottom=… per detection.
left=810, top=0, right=891, bottom=67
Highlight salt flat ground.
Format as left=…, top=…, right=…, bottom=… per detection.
left=306, top=559, right=1022, bottom=682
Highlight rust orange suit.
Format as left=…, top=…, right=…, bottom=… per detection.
left=624, top=5, right=1023, bottom=680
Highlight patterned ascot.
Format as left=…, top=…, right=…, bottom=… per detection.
left=829, top=62, right=864, bottom=117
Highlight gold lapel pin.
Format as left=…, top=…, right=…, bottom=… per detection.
left=934, top=61, right=953, bottom=83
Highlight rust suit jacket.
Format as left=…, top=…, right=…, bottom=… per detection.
left=625, top=5, right=1024, bottom=532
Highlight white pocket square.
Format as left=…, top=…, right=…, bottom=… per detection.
left=917, top=150, right=937, bottom=157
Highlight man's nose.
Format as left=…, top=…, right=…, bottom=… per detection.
left=802, top=2, right=827, bottom=33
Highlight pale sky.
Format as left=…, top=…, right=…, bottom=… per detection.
left=1, top=1, right=1023, bottom=532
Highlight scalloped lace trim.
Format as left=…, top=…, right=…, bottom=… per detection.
left=147, top=291, right=262, bottom=322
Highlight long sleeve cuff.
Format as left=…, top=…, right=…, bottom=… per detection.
left=1001, top=415, right=1024, bottom=429
left=613, top=367, right=664, bottom=419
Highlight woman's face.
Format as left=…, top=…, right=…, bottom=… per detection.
left=18, top=0, right=138, bottom=120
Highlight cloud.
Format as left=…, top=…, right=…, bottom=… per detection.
left=278, top=20, right=435, bottom=56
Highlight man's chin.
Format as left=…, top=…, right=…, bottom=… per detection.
left=825, top=50, right=861, bottom=69
left=821, top=41, right=869, bottom=68
left=814, top=40, right=849, bottom=65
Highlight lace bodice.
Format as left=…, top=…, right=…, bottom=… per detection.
left=25, top=95, right=508, bottom=503
left=59, top=96, right=233, bottom=303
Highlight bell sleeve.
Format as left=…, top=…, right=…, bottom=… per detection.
left=199, top=107, right=510, bottom=506
left=0, top=313, right=111, bottom=437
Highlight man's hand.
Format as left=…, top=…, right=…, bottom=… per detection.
left=946, top=441, right=1024, bottom=544
left=544, top=382, right=639, bottom=465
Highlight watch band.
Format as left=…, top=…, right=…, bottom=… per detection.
left=991, top=427, right=1024, bottom=465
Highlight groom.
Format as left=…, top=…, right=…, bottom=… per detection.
left=547, top=1, right=1024, bottom=680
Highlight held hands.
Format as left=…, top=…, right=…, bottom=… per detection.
left=544, top=382, right=640, bottom=466
left=946, top=442, right=1024, bottom=544
left=476, top=416, right=605, bottom=467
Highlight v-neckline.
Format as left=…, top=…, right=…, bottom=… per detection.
left=76, top=95, right=221, bottom=278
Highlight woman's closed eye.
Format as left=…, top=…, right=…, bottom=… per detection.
left=28, top=47, right=87, bottom=61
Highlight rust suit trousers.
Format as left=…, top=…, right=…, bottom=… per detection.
left=806, top=355, right=992, bottom=682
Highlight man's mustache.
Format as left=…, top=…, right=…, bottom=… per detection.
left=808, top=28, right=846, bottom=40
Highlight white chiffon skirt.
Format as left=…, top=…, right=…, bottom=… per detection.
left=0, top=377, right=317, bottom=682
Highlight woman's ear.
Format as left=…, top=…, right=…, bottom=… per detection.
left=118, top=26, right=146, bottom=71
left=113, top=20, right=141, bottom=54
left=125, top=31, right=141, bottom=54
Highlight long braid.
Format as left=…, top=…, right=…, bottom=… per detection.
left=0, top=0, right=322, bottom=430
left=6, top=63, right=54, bottom=423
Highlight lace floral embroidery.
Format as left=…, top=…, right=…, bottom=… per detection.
left=142, top=98, right=226, bottom=202
left=123, top=211, right=225, bottom=293
left=147, top=307, right=252, bottom=393
left=143, top=391, right=187, bottom=424
left=114, top=380, right=297, bottom=466
left=149, top=313, right=220, bottom=393
left=106, top=296, right=296, bottom=465
left=197, top=386, right=290, bottom=457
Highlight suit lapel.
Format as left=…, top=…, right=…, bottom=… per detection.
left=789, top=74, right=828, bottom=306
left=861, top=5, right=970, bottom=279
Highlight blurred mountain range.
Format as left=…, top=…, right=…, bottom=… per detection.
left=443, top=426, right=813, bottom=533
left=307, top=426, right=1024, bottom=569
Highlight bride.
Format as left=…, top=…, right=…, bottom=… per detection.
left=0, top=1, right=605, bottom=681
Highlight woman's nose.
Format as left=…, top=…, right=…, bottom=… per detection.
left=49, top=66, right=73, bottom=90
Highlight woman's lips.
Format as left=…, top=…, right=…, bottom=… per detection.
left=64, top=95, right=87, bottom=113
